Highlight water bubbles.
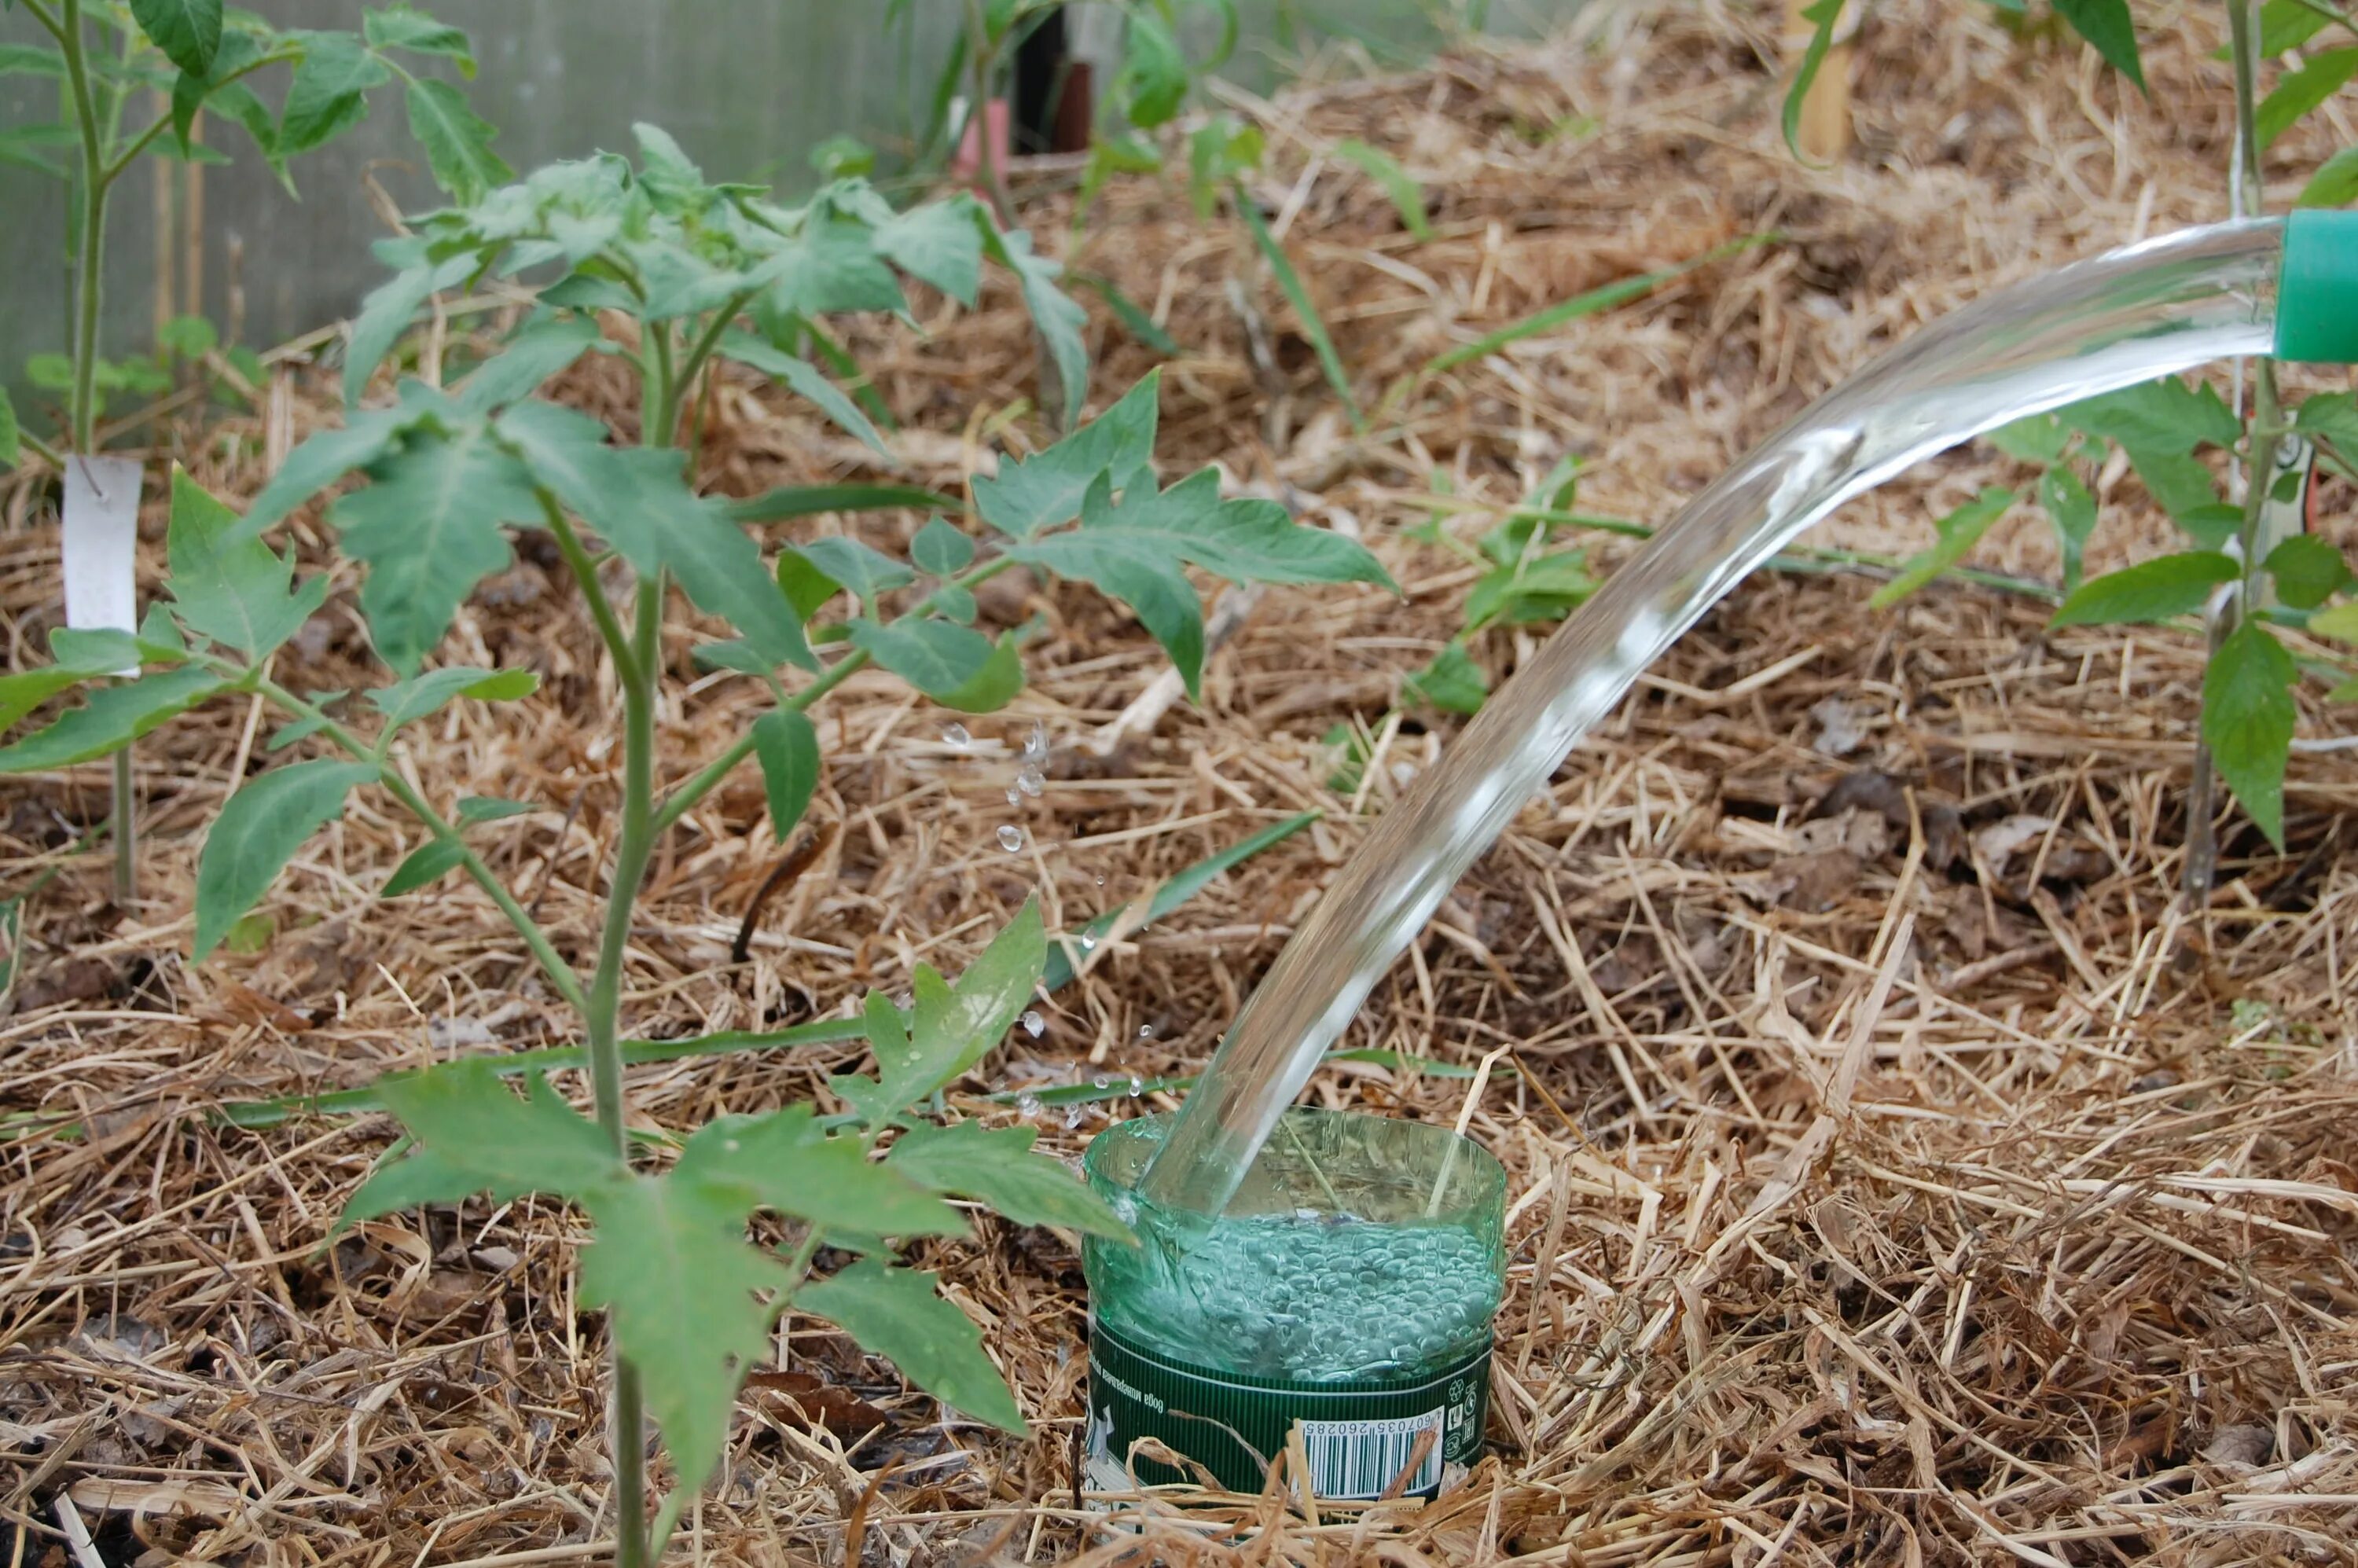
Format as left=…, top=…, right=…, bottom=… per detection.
left=1021, top=1009, right=1045, bottom=1038
left=1090, top=1074, right=1111, bottom=1089
left=997, top=824, right=1025, bottom=853
left=1015, top=1092, right=1043, bottom=1118
left=1005, top=786, right=1023, bottom=807
left=942, top=722, right=971, bottom=750
left=1126, top=1074, right=1144, bottom=1094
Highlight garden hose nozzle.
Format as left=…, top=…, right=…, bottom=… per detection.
left=2276, top=210, right=2358, bottom=365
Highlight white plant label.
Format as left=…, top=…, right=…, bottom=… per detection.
left=63, top=455, right=143, bottom=676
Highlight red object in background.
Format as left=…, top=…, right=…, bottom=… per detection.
left=1053, top=62, right=1093, bottom=153
left=952, top=97, right=1012, bottom=189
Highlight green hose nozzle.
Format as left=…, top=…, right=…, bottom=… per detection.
left=2276, top=210, right=2358, bottom=365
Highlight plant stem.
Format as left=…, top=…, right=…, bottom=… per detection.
left=540, top=491, right=641, bottom=689
left=242, top=671, right=589, bottom=1012
left=651, top=557, right=1017, bottom=833
left=614, top=1363, right=649, bottom=1568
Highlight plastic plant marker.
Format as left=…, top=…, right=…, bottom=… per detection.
left=62, top=455, right=145, bottom=898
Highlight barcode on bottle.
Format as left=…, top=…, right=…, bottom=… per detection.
left=1298, top=1410, right=1443, bottom=1500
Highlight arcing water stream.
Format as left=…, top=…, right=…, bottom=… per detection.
left=1138, top=217, right=2330, bottom=1223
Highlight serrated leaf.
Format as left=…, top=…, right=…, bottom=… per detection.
left=2037, top=467, right=2096, bottom=595
left=130, top=0, right=222, bottom=78
left=330, top=423, right=540, bottom=674
left=673, top=1104, right=965, bottom=1236
left=796, top=1258, right=1026, bottom=1433
left=752, top=709, right=820, bottom=842
left=784, top=538, right=913, bottom=611
left=2053, top=0, right=2146, bottom=90
left=2203, top=620, right=2298, bottom=850
left=886, top=900, right=1042, bottom=1114
left=2266, top=534, right=2349, bottom=610
left=2062, top=379, right=2237, bottom=454
left=195, top=758, right=380, bottom=958
left=972, top=371, right=1160, bottom=538
left=166, top=467, right=327, bottom=659
left=279, top=31, right=388, bottom=156
left=848, top=621, right=1024, bottom=712
left=886, top=1120, right=1130, bottom=1239
left=1402, top=643, right=1487, bottom=714
left=876, top=197, right=984, bottom=304
left=715, top=332, right=885, bottom=454
left=457, top=795, right=535, bottom=823
left=1987, top=412, right=2070, bottom=465
left=382, top=837, right=466, bottom=895
left=2049, top=551, right=2237, bottom=628
left=0, top=667, right=224, bottom=773
left=1331, top=138, right=1430, bottom=240
left=364, top=5, right=473, bottom=69
left=762, top=219, right=907, bottom=320
left=2298, top=393, right=2358, bottom=456
left=580, top=1175, right=791, bottom=1496
left=1870, top=487, right=2016, bottom=609
left=911, top=518, right=975, bottom=576
left=2258, top=46, right=2358, bottom=149
left=376, top=1058, right=623, bottom=1192
left=367, top=666, right=538, bottom=729
left=977, top=221, right=1086, bottom=427
left=248, top=406, right=412, bottom=529
left=341, top=1147, right=491, bottom=1228
left=455, top=314, right=601, bottom=413
left=1082, top=465, right=1394, bottom=589
left=1012, top=529, right=1204, bottom=692
left=496, top=401, right=815, bottom=671
left=404, top=79, right=509, bottom=204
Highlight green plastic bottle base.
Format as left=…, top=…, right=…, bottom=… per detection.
left=2275, top=209, right=2358, bottom=365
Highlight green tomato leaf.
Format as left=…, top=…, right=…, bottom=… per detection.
left=876, top=196, right=985, bottom=305
left=847, top=621, right=1024, bottom=712
left=2295, top=392, right=2358, bottom=458
left=195, top=758, right=380, bottom=958
left=976, top=219, right=1087, bottom=428
left=2049, top=551, right=2238, bottom=628
left=2053, top=0, right=2146, bottom=90
left=579, top=1176, right=791, bottom=1500
left=910, top=518, right=975, bottom=576
left=381, top=837, right=467, bottom=896
left=1115, top=9, right=1189, bottom=127
left=2202, top=620, right=2298, bottom=850
left=1078, top=465, right=1394, bottom=589
left=972, top=370, right=1161, bottom=538
left=1331, top=139, right=1431, bottom=240
left=0, top=630, right=182, bottom=733
left=785, top=538, right=914, bottom=609
left=368, top=665, right=538, bottom=729
left=0, top=667, right=224, bottom=773
left=715, top=332, right=886, bottom=454
left=330, top=420, right=541, bottom=674
left=2299, top=145, right=2358, bottom=209
left=340, top=1147, right=493, bottom=1228
left=373, top=1058, right=625, bottom=1196
left=2265, top=534, right=2350, bottom=611
left=1012, top=529, right=1204, bottom=693
left=760, top=219, right=907, bottom=320
left=796, top=1258, right=1026, bottom=1434
left=363, top=5, right=475, bottom=71
left=751, top=709, right=820, bottom=842
left=165, top=467, right=327, bottom=659
left=455, top=314, right=602, bottom=414
left=279, top=31, right=389, bottom=156
left=2062, top=378, right=2238, bottom=454
left=1870, top=487, right=2016, bottom=609
left=130, top=0, right=222, bottom=78
left=246, top=405, right=413, bottom=529
left=496, top=401, right=816, bottom=671
left=344, top=254, right=474, bottom=404
left=2258, top=47, right=2358, bottom=149
left=1987, top=411, right=2070, bottom=465
left=403, top=79, right=510, bottom=204
left=673, top=1103, right=965, bottom=1236
left=886, top=1120, right=1131, bottom=1239
left=1401, top=643, right=1489, bottom=714
left=0, top=46, right=67, bottom=79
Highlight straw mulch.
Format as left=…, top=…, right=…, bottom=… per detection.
left=3, top=0, right=2355, bottom=1562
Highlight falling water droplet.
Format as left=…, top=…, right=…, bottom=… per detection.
left=1016, top=1092, right=1043, bottom=1117
left=1016, top=766, right=1045, bottom=798
left=1139, top=1023, right=1157, bottom=1040
left=1094, top=875, right=1106, bottom=887
left=942, top=722, right=971, bottom=750
left=1023, top=721, right=1049, bottom=762
left=1021, top=1010, right=1045, bottom=1037
left=1005, top=785, right=1023, bottom=807
left=997, top=824, right=1025, bottom=852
